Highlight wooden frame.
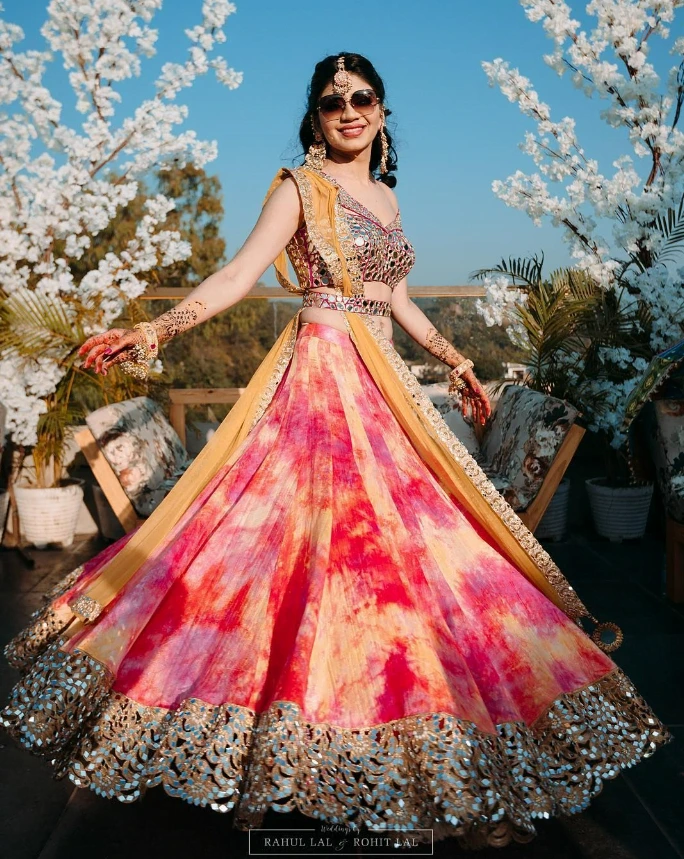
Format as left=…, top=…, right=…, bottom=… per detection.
left=517, top=423, right=586, bottom=533
left=73, top=426, right=143, bottom=534
left=666, top=516, right=684, bottom=603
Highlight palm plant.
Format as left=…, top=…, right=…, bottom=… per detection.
left=473, top=254, right=649, bottom=395
left=0, top=287, right=148, bottom=488
left=472, top=254, right=652, bottom=484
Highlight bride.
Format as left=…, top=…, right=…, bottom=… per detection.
left=1, top=52, right=669, bottom=849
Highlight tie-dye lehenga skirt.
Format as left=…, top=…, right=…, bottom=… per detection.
left=0, top=321, right=670, bottom=848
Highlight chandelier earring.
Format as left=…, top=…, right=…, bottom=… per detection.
left=305, top=116, right=327, bottom=172
left=379, top=113, right=389, bottom=175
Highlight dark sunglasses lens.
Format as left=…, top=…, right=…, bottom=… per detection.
left=350, top=91, right=378, bottom=111
left=318, top=95, right=345, bottom=115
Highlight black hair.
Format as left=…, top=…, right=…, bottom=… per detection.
left=298, top=52, right=398, bottom=188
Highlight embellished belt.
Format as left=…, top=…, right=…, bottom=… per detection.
left=302, top=290, right=392, bottom=317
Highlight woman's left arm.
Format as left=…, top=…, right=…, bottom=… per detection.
left=390, top=277, right=492, bottom=425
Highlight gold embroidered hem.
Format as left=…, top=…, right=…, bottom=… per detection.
left=0, top=637, right=670, bottom=850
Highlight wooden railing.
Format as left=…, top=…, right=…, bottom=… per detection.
left=140, top=285, right=486, bottom=300
left=169, top=387, right=246, bottom=447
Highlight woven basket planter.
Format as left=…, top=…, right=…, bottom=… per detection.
left=585, top=478, right=653, bottom=542
left=14, top=479, right=84, bottom=549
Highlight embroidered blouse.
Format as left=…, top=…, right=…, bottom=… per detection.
left=285, top=174, right=416, bottom=293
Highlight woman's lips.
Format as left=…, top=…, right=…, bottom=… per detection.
left=339, top=126, right=365, bottom=138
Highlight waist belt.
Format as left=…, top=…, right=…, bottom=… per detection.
left=302, top=290, right=392, bottom=317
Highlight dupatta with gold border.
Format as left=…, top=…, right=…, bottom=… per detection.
left=66, top=166, right=614, bottom=652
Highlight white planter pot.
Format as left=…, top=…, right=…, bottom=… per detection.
left=585, top=478, right=653, bottom=542
left=535, top=478, right=570, bottom=541
left=14, top=480, right=84, bottom=549
left=0, top=489, right=9, bottom=542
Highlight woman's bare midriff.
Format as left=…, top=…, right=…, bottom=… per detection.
left=300, top=282, right=394, bottom=340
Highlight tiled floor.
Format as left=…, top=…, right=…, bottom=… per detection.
left=0, top=527, right=682, bottom=859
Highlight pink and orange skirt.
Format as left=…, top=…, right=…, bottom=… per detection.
left=2, top=321, right=669, bottom=847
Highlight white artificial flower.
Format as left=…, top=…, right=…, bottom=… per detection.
left=478, top=0, right=684, bottom=445
left=0, top=0, right=242, bottom=445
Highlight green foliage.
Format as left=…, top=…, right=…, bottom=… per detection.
left=617, top=188, right=684, bottom=274
left=473, top=253, right=653, bottom=483
left=472, top=254, right=651, bottom=406
left=0, top=287, right=147, bottom=486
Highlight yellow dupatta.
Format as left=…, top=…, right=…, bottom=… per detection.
left=67, top=165, right=613, bottom=652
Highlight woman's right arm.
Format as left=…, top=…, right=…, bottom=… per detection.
left=80, top=176, right=302, bottom=375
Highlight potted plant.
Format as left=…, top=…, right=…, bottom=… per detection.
left=0, top=287, right=147, bottom=548
left=473, top=254, right=654, bottom=541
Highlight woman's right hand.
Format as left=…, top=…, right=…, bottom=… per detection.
left=78, top=327, right=145, bottom=376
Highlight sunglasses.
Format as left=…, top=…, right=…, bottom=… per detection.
left=317, top=88, right=380, bottom=120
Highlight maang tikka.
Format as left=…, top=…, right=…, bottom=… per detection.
left=332, top=55, right=353, bottom=96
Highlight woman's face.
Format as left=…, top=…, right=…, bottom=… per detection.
left=316, top=72, right=383, bottom=159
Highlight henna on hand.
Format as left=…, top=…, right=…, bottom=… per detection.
left=79, top=328, right=145, bottom=375
left=78, top=299, right=209, bottom=377
left=150, top=299, right=208, bottom=344
left=423, top=326, right=467, bottom=369
left=459, top=370, right=492, bottom=426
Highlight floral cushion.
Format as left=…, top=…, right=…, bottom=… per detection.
left=479, top=385, right=579, bottom=511
left=649, top=399, right=684, bottom=522
left=422, top=383, right=481, bottom=458
left=85, top=396, right=192, bottom=517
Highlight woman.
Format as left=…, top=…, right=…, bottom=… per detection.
left=1, top=53, right=670, bottom=849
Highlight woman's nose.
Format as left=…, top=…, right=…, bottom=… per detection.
left=341, top=100, right=360, bottom=120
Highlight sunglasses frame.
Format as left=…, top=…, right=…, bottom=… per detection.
left=317, top=88, right=380, bottom=119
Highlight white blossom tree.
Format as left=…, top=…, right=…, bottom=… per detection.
left=478, top=0, right=684, bottom=438
left=0, top=0, right=242, bottom=448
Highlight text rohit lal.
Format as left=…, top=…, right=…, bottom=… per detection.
left=260, top=836, right=421, bottom=847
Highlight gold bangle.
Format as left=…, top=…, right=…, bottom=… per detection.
left=450, top=358, right=474, bottom=378
left=133, top=322, right=159, bottom=358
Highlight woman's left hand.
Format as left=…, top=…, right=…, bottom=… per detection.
left=459, top=370, right=492, bottom=426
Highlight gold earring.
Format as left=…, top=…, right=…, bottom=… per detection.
left=379, top=124, right=389, bottom=175
left=305, top=117, right=327, bottom=171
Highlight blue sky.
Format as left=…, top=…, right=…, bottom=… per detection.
left=6, top=0, right=678, bottom=286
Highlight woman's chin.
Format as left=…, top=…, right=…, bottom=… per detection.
left=329, top=138, right=372, bottom=158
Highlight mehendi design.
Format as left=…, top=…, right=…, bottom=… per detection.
left=424, top=326, right=467, bottom=369
left=150, top=300, right=208, bottom=344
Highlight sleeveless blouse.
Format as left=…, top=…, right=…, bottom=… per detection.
left=285, top=177, right=416, bottom=293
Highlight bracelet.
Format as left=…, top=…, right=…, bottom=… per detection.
left=450, top=358, right=474, bottom=378
left=133, top=321, right=159, bottom=357
left=119, top=323, right=159, bottom=380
